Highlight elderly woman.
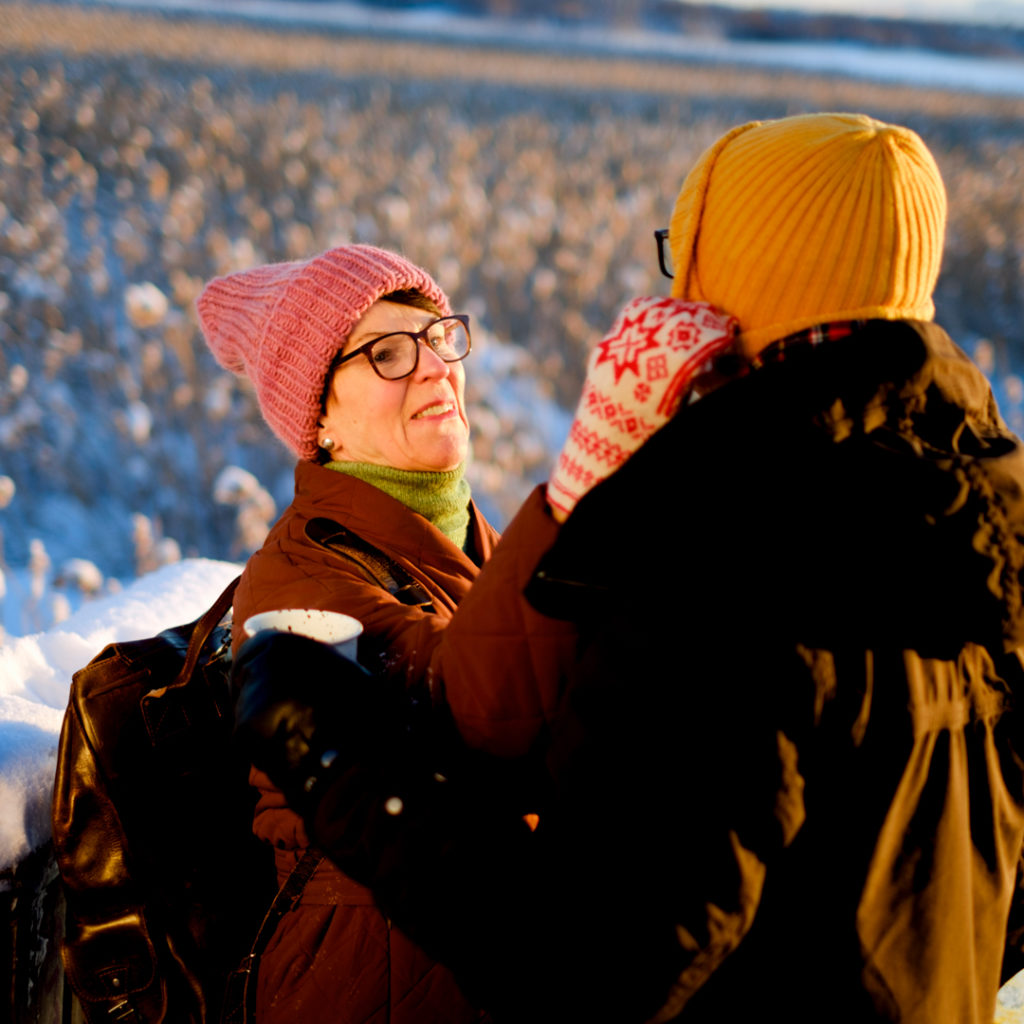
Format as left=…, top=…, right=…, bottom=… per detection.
left=198, top=245, right=507, bottom=1024
left=198, top=244, right=735, bottom=1022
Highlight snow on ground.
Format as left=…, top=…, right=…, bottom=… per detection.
left=0, top=557, right=240, bottom=870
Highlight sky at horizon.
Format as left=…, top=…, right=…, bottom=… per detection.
left=64, top=0, right=1024, bottom=32
left=688, top=0, right=1024, bottom=27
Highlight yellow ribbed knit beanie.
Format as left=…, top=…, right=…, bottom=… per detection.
left=668, top=113, right=947, bottom=355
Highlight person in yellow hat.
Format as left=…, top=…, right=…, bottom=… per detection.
left=233, top=113, right=1024, bottom=1024
left=521, top=111, right=1024, bottom=1024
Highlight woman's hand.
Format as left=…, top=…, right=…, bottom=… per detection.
left=232, top=630, right=387, bottom=814
left=547, top=296, right=738, bottom=520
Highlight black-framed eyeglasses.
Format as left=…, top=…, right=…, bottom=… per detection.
left=654, top=228, right=674, bottom=279
left=332, top=315, right=472, bottom=381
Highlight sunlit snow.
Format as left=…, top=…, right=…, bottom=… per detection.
left=0, top=558, right=240, bottom=869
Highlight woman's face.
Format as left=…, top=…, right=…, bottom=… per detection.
left=318, top=300, right=470, bottom=472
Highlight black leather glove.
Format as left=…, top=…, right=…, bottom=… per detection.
left=231, top=630, right=389, bottom=815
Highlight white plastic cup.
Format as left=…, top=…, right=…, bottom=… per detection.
left=243, top=608, right=363, bottom=661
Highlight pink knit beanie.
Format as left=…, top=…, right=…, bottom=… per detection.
left=197, top=245, right=451, bottom=460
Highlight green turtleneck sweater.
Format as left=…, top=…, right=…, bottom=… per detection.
left=325, top=461, right=471, bottom=550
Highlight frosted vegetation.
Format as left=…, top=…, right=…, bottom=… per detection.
left=2, top=17, right=1024, bottom=636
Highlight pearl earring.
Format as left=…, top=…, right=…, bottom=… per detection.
left=321, top=438, right=335, bottom=451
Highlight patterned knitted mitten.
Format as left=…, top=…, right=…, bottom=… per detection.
left=547, top=296, right=738, bottom=519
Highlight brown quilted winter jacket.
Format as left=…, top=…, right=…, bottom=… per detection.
left=233, top=464, right=576, bottom=1023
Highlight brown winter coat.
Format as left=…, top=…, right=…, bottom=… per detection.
left=233, top=462, right=575, bottom=1023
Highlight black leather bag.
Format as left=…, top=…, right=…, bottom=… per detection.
left=51, top=578, right=275, bottom=1023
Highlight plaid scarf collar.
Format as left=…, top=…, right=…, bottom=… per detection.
left=748, top=320, right=867, bottom=371
left=688, top=320, right=866, bottom=408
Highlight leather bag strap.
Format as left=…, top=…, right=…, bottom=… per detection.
left=145, top=576, right=240, bottom=701
left=221, top=848, right=325, bottom=1024
left=304, top=517, right=435, bottom=613
left=177, top=576, right=241, bottom=684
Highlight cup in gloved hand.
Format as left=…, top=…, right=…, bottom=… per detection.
left=243, top=607, right=363, bottom=659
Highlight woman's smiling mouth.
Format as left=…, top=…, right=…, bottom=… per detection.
left=412, top=401, right=456, bottom=420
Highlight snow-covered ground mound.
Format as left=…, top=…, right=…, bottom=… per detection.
left=0, top=557, right=240, bottom=870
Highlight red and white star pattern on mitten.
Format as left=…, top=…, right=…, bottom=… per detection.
left=547, top=296, right=738, bottom=519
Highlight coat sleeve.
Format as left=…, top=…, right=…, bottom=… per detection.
left=434, top=486, right=581, bottom=757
